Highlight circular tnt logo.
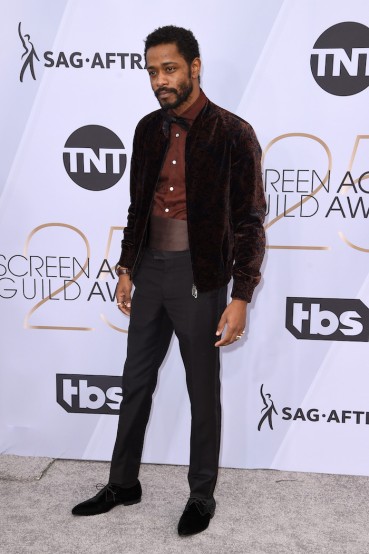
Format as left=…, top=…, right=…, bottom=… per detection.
left=310, top=22, right=369, bottom=96
left=63, top=125, right=127, bottom=191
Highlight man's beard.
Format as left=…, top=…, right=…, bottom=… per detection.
left=155, top=78, right=193, bottom=110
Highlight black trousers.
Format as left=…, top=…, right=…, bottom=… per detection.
left=109, top=249, right=227, bottom=499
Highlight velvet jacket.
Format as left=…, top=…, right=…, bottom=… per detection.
left=118, top=97, right=266, bottom=302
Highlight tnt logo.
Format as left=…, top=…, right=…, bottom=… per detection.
left=310, top=22, right=369, bottom=96
left=63, top=125, right=126, bottom=191
left=286, top=297, right=369, bottom=342
left=56, top=374, right=122, bottom=414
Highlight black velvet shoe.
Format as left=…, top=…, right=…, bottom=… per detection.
left=72, top=481, right=142, bottom=516
left=177, top=497, right=216, bottom=536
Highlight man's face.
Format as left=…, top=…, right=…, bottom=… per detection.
left=146, top=43, right=197, bottom=111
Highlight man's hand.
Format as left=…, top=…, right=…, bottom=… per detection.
left=215, top=299, right=247, bottom=347
left=116, top=274, right=133, bottom=316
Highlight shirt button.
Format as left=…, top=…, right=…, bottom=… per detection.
left=165, top=208, right=169, bottom=212
left=175, top=133, right=180, bottom=138
left=172, top=160, right=177, bottom=164
left=169, top=187, right=174, bottom=191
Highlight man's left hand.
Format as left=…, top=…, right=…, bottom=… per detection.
left=215, top=299, right=247, bottom=347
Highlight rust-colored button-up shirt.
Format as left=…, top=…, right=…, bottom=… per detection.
left=152, top=90, right=207, bottom=220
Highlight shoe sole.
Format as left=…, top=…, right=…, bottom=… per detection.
left=178, top=524, right=210, bottom=537
left=72, top=497, right=141, bottom=516
left=122, top=497, right=141, bottom=506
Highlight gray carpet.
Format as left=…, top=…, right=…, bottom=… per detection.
left=1, top=455, right=368, bottom=554
left=0, top=455, right=54, bottom=482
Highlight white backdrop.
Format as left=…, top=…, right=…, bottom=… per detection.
left=1, top=0, right=369, bottom=476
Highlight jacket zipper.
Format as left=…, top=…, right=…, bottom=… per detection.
left=184, top=130, right=198, bottom=299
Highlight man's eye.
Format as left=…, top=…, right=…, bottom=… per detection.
left=166, top=67, right=175, bottom=72
left=148, top=70, right=156, bottom=76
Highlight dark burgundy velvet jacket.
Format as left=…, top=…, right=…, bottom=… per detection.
left=118, top=97, right=266, bottom=302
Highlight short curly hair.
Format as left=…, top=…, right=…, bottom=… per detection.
left=144, top=25, right=200, bottom=66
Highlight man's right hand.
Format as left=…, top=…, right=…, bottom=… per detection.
left=116, top=274, right=133, bottom=316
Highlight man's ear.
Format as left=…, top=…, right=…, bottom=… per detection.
left=191, top=57, right=201, bottom=80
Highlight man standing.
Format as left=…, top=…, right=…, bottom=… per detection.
left=72, top=25, right=266, bottom=536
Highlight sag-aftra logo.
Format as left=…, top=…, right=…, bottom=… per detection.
left=18, top=22, right=144, bottom=82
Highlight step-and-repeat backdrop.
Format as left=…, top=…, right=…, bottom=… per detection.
left=1, top=0, right=369, bottom=476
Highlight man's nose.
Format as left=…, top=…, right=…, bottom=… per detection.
left=156, top=70, right=169, bottom=87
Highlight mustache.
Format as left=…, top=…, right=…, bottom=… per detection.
left=154, top=87, right=177, bottom=98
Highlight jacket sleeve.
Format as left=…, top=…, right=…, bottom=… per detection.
left=230, top=122, right=266, bottom=302
left=117, top=126, right=140, bottom=269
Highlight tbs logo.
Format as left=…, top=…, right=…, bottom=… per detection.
left=56, top=374, right=122, bottom=414
left=286, top=297, right=369, bottom=342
